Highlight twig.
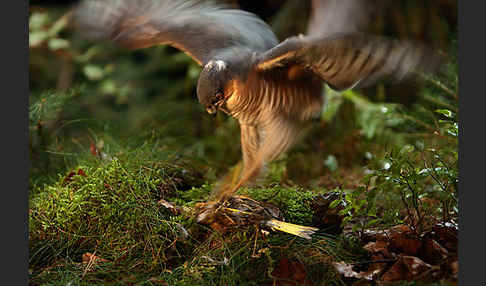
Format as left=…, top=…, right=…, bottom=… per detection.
left=81, top=250, right=98, bottom=279
left=251, top=228, right=259, bottom=258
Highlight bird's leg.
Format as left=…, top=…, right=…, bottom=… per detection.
left=222, top=117, right=304, bottom=199
left=208, top=162, right=243, bottom=201
left=240, top=124, right=261, bottom=179
left=197, top=118, right=304, bottom=223
left=211, top=124, right=261, bottom=201
left=223, top=158, right=263, bottom=200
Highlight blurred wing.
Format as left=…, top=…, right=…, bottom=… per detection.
left=307, top=0, right=374, bottom=37
left=73, top=0, right=278, bottom=65
left=255, top=33, right=442, bottom=91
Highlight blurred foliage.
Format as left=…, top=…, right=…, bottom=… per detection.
left=29, top=1, right=457, bottom=285
left=325, top=58, right=458, bottom=235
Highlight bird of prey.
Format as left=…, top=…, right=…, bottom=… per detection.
left=74, top=0, right=442, bottom=201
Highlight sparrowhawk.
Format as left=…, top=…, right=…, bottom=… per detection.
left=74, top=0, right=442, bottom=201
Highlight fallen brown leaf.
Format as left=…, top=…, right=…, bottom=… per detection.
left=380, top=255, right=431, bottom=284
left=420, top=237, right=448, bottom=264
left=432, top=223, right=458, bottom=253
left=352, top=280, right=373, bottom=286
left=333, top=261, right=385, bottom=282
left=271, top=257, right=313, bottom=286
left=333, top=261, right=359, bottom=278
left=311, top=192, right=345, bottom=234
left=401, top=256, right=432, bottom=277
left=363, top=241, right=394, bottom=259
left=388, top=227, right=422, bottom=256
left=362, top=224, right=411, bottom=242
left=361, top=229, right=387, bottom=242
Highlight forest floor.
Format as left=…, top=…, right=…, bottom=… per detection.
left=28, top=138, right=458, bottom=286
left=28, top=7, right=458, bottom=284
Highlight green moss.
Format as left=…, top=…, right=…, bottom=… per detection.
left=240, top=186, right=318, bottom=225
left=29, top=150, right=204, bottom=275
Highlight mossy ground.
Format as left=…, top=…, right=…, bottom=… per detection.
left=29, top=144, right=366, bottom=286
left=29, top=5, right=457, bottom=285
left=29, top=129, right=456, bottom=285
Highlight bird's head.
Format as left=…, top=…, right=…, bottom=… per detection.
left=197, top=60, right=233, bottom=115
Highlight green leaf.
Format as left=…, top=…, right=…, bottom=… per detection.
left=329, top=199, right=341, bottom=209
left=342, top=216, right=352, bottom=225
left=83, top=65, right=105, bottom=81
left=48, top=14, right=69, bottom=36
left=29, top=30, right=48, bottom=48
left=365, top=219, right=380, bottom=228
left=75, top=46, right=103, bottom=63
left=324, top=155, right=339, bottom=172
left=321, top=88, right=344, bottom=122
left=48, top=38, right=70, bottom=50
left=400, top=145, right=415, bottom=154
left=29, top=12, right=49, bottom=31
left=338, top=208, right=350, bottom=216
left=100, top=80, right=117, bottom=95
left=435, top=109, right=454, bottom=118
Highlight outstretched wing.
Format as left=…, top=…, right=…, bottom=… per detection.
left=73, top=0, right=278, bottom=65
left=255, top=33, right=442, bottom=91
